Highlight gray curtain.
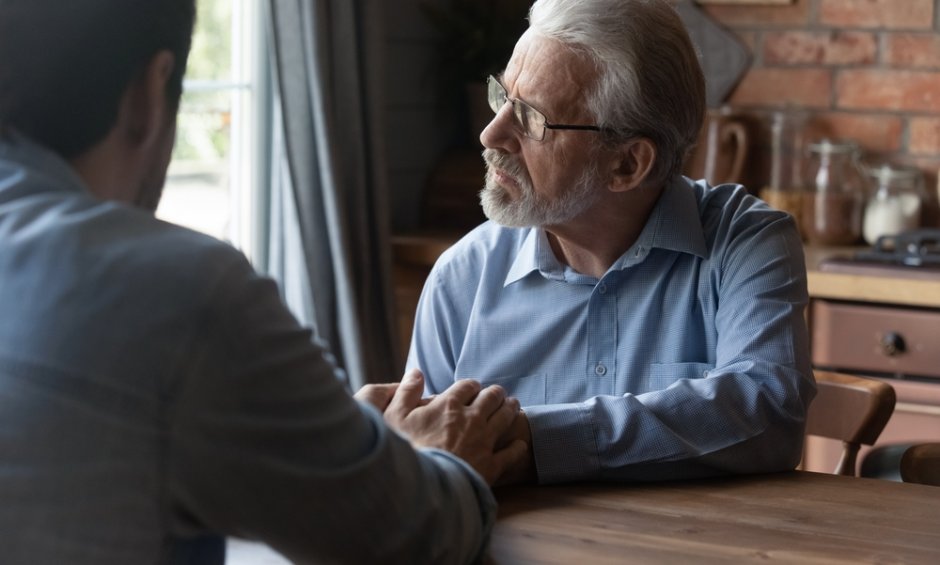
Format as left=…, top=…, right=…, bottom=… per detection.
left=265, top=0, right=398, bottom=389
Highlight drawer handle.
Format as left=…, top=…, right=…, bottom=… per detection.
left=879, top=332, right=906, bottom=357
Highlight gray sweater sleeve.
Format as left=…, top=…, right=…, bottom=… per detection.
left=167, top=256, right=495, bottom=564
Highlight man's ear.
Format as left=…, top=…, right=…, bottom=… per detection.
left=609, top=137, right=656, bottom=193
left=118, top=50, right=176, bottom=150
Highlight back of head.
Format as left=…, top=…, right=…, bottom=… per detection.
left=0, top=0, right=196, bottom=159
left=528, top=0, right=705, bottom=188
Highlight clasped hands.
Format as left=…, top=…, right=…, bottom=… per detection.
left=355, top=369, right=533, bottom=485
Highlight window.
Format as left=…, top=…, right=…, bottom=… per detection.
left=157, top=0, right=268, bottom=261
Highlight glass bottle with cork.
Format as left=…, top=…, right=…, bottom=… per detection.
left=801, top=139, right=866, bottom=245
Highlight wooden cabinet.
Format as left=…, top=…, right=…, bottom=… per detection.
left=804, top=248, right=940, bottom=475
left=811, top=300, right=940, bottom=378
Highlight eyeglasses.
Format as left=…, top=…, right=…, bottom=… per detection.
left=487, top=75, right=603, bottom=141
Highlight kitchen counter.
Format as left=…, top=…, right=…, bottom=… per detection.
left=804, top=245, right=940, bottom=308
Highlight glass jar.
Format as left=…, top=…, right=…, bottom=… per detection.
left=759, top=109, right=807, bottom=232
left=801, top=140, right=866, bottom=245
left=862, top=164, right=925, bottom=245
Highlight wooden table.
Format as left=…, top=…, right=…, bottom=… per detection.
left=487, top=471, right=940, bottom=563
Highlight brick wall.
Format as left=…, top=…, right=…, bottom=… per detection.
left=699, top=0, right=940, bottom=207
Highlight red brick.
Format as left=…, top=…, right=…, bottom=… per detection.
left=911, top=117, right=940, bottom=155
left=819, top=0, right=934, bottom=30
left=887, top=34, right=940, bottom=68
left=728, top=68, right=832, bottom=109
left=701, top=0, right=811, bottom=27
left=837, top=70, right=940, bottom=112
left=805, top=112, right=904, bottom=153
left=763, top=31, right=876, bottom=65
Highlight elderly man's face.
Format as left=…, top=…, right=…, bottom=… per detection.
left=479, top=31, right=607, bottom=228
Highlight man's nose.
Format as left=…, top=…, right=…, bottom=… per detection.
left=480, top=103, right=521, bottom=152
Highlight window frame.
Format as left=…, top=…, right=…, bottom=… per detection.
left=160, top=0, right=271, bottom=265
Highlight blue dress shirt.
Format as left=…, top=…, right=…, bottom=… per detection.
left=408, top=177, right=816, bottom=484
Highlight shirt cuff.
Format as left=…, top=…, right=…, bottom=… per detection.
left=524, top=403, right=600, bottom=484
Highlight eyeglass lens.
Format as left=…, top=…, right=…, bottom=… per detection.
left=487, top=76, right=546, bottom=140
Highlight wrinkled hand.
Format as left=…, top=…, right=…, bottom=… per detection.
left=382, top=368, right=528, bottom=485
left=493, top=410, right=536, bottom=486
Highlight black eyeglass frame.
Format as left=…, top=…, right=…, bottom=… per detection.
left=486, top=74, right=603, bottom=141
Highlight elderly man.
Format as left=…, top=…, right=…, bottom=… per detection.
left=408, top=0, right=815, bottom=485
left=0, top=1, right=523, bottom=563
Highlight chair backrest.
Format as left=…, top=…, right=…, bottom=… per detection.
left=805, top=371, right=897, bottom=476
left=900, top=443, right=940, bottom=486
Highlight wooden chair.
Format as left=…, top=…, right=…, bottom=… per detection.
left=900, top=443, right=940, bottom=486
left=805, top=371, right=897, bottom=476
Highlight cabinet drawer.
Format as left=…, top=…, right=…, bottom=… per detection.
left=811, top=300, right=940, bottom=379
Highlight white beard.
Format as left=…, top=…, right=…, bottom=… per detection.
left=480, top=148, right=601, bottom=228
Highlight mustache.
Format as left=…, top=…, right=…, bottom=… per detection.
left=482, top=149, right=529, bottom=185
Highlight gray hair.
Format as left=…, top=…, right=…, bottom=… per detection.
left=528, top=0, right=705, bottom=187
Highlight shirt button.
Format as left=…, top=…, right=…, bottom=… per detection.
left=598, top=283, right=607, bottom=295
left=595, top=363, right=607, bottom=376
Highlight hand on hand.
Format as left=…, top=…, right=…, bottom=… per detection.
left=353, top=380, right=433, bottom=411
left=376, top=368, right=529, bottom=485
left=353, top=382, right=399, bottom=412
left=493, top=410, right=536, bottom=486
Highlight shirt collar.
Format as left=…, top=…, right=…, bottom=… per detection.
left=505, top=228, right=561, bottom=286
left=503, top=176, right=708, bottom=285
left=618, top=175, right=708, bottom=266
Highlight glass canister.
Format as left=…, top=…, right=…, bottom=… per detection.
left=759, top=109, right=807, bottom=232
left=862, top=164, right=925, bottom=245
left=801, top=139, right=866, bottom=245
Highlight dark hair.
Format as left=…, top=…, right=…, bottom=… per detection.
left=0, top=0, right=196, bottom=158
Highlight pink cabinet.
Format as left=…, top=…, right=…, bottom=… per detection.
left=805, top=296, right=940, bottom=475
